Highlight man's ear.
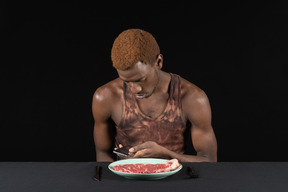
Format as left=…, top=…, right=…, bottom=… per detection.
left=155, top=54, right=163, bottom=69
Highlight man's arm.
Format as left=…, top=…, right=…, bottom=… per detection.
left=178, top=87, right=217, bottom=162
left=131, top=86, right=217, bottom=162
left=92, top=87, right=115, bottom=162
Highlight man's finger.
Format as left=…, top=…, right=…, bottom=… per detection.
left=129, top=142, right=149, bottom=153
left=132, top=149, right=148, bottom=158
left=114, top=144, right=123, bottom=150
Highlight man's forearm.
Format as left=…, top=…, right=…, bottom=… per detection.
left=165, top=149, right=217, bottom=162
left=96, top=150, right=115, bottom=162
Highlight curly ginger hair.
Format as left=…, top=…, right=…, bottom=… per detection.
left=111, top=29, right=160, bottom=70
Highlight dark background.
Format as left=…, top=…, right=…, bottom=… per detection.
left=1, top=1, right=288, bottom=162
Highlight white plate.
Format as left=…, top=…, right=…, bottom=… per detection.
left=108, top=158, right=182, bottom=180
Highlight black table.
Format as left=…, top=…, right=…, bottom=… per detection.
left=1, top=162, right=288, bottom=192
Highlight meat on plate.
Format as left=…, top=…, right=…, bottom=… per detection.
left=112, top=159, right=180, bottom=173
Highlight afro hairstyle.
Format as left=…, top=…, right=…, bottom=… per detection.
left=111, top=28, right=160, bottom=70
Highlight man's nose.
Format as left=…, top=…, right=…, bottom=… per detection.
left=128, top=83, right=142, bottom=94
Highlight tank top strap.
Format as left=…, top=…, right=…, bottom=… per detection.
left=123, top=81, right=127, bottom=100
left=169, top=73, right=182, bottom=108
left=121, top=81, right=138, bottom=120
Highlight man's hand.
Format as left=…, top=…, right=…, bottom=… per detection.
left=113, top=144, right=135, bottom=158
left=130, top=141, right=169, bottom=159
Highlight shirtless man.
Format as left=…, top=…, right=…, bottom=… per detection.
left=92, top=29, right=217, bottom=162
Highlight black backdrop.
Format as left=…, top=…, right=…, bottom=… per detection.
left=1, top=1, right=288, bottom=162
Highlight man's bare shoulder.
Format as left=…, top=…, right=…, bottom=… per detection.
left=179, top=76, right=212, bottom=126
left=93, top=78, right=123, bottom=103
left=180, top=76, right=207, bottom=101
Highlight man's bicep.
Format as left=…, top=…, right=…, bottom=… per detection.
left=191, top=125, right=217, bottom=161
left=184, top=89, right=213, bottom=132
left=92, top=90, right=115, bottom=159
left=94, top=119, right=114, bottom=148
left=184, top=90, right=217, bottom=161
left=93, top=109, right=115, bottom=161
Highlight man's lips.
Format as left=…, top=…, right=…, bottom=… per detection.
left=135, top=94, right=145, bottom=99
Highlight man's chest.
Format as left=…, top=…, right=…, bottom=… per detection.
left=137, top=97, right=168, bottom=119
left=112, top=94, right=169, bottom=124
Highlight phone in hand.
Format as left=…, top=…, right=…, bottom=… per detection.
left=113, top=145, right=134, bottom=157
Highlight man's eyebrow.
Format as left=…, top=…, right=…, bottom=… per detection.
left=120, top=76, right=145, bottom=82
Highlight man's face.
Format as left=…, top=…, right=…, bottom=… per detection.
left=117, top=61, right=160, bottom=99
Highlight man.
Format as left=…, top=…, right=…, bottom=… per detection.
left=92, top=28, right=217, bottom=162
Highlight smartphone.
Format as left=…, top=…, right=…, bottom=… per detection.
left=113, top=145, right=134, bottom=157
